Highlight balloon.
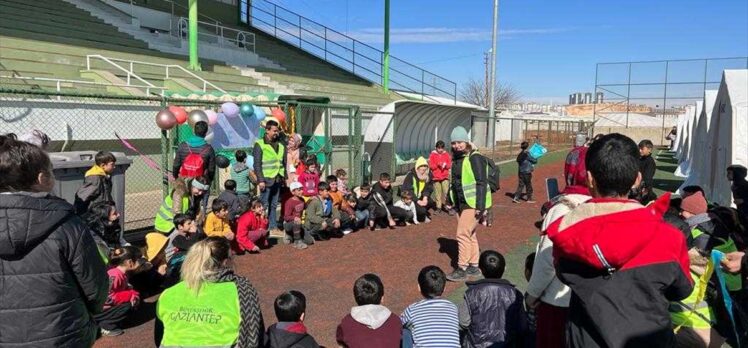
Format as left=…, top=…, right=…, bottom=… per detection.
left=271, top=108, right=286, bottom=125
left=168, top=106, right=188, bottom=124
left=215, top=155, right=230, bottom=169
left=155, top=109, right=177, bottom=130
left=221, top=102, right=240, bottom=118
left=204, top=129, right=215, bottom=143
left=205, top=109, right=218, bottom=126
left=240, top=103, right=254, bottom=117
left=187, top=109, right=209, bottom=128
left=253, top=105, right=266, bottom=122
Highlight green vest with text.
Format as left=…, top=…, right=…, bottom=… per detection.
left=257, top=139, right=285, bottom=179
left=157, top=281, right=241, bottom=347
left=670, top=270, right=714, bottom=329
left=451, top=151, right=492, bottom=209
left=154, top=191, right=189, bottom=233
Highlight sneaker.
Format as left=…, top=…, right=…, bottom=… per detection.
left=101, top=328, right=124, bottom=337
left=424, top=217, right=432, bottom=224
left=446, top=268, right=468, bottom=282
left=447, top=208, right=456, bottom=216
left=282, top=233, right=292, bottom=245
left=466, top=266, right=482, bottom=277
left=342, top=228, right=353, bottom=235
left=512, top=197, right=521, bottom=203
left=526, top=199, right=536, bottom=204
left=269, top=228, right=285, bottom=238
left=294, top=240, right=308, bottom=250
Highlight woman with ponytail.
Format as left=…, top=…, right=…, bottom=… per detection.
left=155, top=237, right=265, bottom=347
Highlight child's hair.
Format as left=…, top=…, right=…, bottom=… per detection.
left=418, top=265, right=446, bottom=299
left=728, top=165, right=748, bottom=180
left=224, top=179, right=237, bottom=191
left=379, top=172, right=391, bottom=181
left=0, top=134, right=52, bottom=192
left=479, top=250, right=506, bottom=279
left=681, top=185, right=705, bottom=197
left=524, top=252, right=536, bottom=280
left=585, top=133, right=640, bottom=197
left=109, top=246, right=142, bottom=266
left=345, top=193, right=357, bottom=203
left=335, top=168, right=347, bottom=178
left=194, top=121, right=209, bottom=137
left=274, top=290, right=306, bottom=322
left=401, top=191, right=414, bottom=200
left=520, top=141, right=529, bottom=150
left=353, top=273, right=384, bottom=306
left=235, top=150, right=247, bottom=163
left=326, top=175, right=338, bottom=184
left=318, top=181, right=330, bottom=191
left=181, top=237, right=232, bottom=293
left=638, top=139, right=654, bottom=149
left=435, top=140, right=445, bottom=149
left=82, top=201, right=118, bottom=239
left=174, top=213, right=193, bottom=229
left=252, top=199, right=264, bottom=210
left=305, top=155, right=318, bottom=167
left=95, top=151, right=117, bottom=166
left=359, top=183, right=371, bottom=191
left=211, top=199, right=229, bottom=213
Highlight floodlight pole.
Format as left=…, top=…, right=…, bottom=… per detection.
left=382, top=0, right=390, bottom=93
left=188, top=0, right=201, bottom=71
left=487, top=0, right=499, bottom=146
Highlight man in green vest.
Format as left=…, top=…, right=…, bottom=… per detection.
left=446, top=126, right=492, bottom=282
left=253, top=120, right=287, bottom=234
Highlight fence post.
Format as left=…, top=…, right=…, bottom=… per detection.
left=160, top=98, right=170, bottom=199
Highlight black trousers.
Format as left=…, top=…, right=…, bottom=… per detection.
left=514, top=173, right=533, bottom=200
left=94, top=303, right=133, bottom=330
left=414, top=197, right=435, bottom=222
left=369, top=204, right=409, bottom=226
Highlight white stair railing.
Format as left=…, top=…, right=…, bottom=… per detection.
left=0, top=75, right=167, bottom=99
left=175, top=17, right=256, bottom=53
left=86, top=54, right=227, bottom=94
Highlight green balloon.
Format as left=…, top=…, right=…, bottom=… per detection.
left=240, top=103, right=254, bottom=117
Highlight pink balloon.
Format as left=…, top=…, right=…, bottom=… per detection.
left=205, top=109, right=218, bottom=126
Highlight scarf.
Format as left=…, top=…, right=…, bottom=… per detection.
left=685, top=213, right=711, bottom=229
left=287, top=134, right=302, bottom=167
left=216, top=268, right=264, bottom=348
left=186, top=136, right=207, bottom=147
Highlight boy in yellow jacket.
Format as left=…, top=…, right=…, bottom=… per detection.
left=203, top=199, right=234, bottom=240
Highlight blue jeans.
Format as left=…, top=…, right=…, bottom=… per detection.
left=401, top=327, right=414, bottom=348
left=260, top=181, right=281, bottom=230
left=355, top=210, right=369, bottom=227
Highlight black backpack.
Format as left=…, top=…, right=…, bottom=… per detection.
left=484, top=155, right=500, bottom=193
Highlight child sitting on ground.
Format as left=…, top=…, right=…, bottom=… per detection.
left=95, top=246, right=142, bottom=337
left=339, top=194, right=359, bottom=235
left=216, top=179, right=243, bottom=225
left=304, top=181, right=341, bottom=241
left=266, top=290, right=321, bottom=348
left=236, top=200, right=270, bottom=253
left=401, top=266, right=460, bottom=347
left=336, top=168, right=349, bottom=195
left=458, top=250, right=528, bottom=348
left=394, top=191, right=419, bottom=225
left=336, top=273, right=402, bottom=347
left=203, top=199, right=235, bottom=240
left=75, top=151, right=116, bottom=214
left=283, top=181, right=311, bottom=249
left=354, top=183, right=372, bottom=224
left=164, top=214, right=203, bottom=287
left=299, top=157, right=321, bottom=199
left=327, top=175, right=344, bottom=209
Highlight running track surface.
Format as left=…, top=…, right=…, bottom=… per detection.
left=95, top=157, right=565, bottom=348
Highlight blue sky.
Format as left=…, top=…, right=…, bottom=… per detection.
left=266, top=0, right=748, bottom=103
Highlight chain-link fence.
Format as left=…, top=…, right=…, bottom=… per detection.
left=0, top=88, right=360, bottom=232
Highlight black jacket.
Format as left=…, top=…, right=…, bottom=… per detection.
left=265, top=323, right=320, bottom=348
left=73, top=172, right=113, bottom=214
left=371, top=182, right=395, bottom=207
left=0, top=193, right=109, bottom=347
left=449, top=150, right=489, bottom=212
left=516, top=150, right=537, bottom=174
left=639, top=155, right=656, bottom=190
left=173, top=141, right=216, bottom=183
left=401, top=170, right=434, bottom=200
left=461, top=279, right=528, bottom=348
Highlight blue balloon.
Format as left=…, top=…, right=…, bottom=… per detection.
left=253, top=105, right=266, bottom=122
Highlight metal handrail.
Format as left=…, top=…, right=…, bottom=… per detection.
left=249, top=0, right=457, bottom=103
left=0, top=75, right=167, bottom=99
left=86, top=54, right=227, bottom=94
left=176, top=17, right=256, bottom=53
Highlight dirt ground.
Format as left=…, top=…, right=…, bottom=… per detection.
left=94, top=157, right=565, bottom=348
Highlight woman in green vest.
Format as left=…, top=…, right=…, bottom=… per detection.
left=154, top=237, right=265, bottom=347
left=445, top=126, right=492, bottom=282
left=154, top=176, right=209, bottom=234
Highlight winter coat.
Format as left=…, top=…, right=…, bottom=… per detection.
left=0, top=192, right=108, bottom=347
left=546, top=194, right=692, bottom=348
left=203, top=211, right=233, bottom=238
left=266, top=322, right=320, bottom=348
left=336, top=304, right=402, bottom=348
left=74, top=164, right=114, bottom=214
left=564, top=146, right=588, bottom=193
left=173, top=136, right=216, bottom=183
left=304, top=196, right=340, bottom=228
left=429, top=149, right=452, bottom=181
left=448, top=150, right=489, bottom=212
left=516, top=150, right=537, bottom=174
left=104, top=267, right=139, bottom=310
left=236, top=212, right=269, bottom=251
left=283, top=196, right=306, bottom=222
left=371, top=182, right=395, bottom=207
left=459, top=279, right=528, bottom=348
left=401, top=158, right=435, bottom=200
left=217, top=189, right=243, bottom=223
left=639, top=155, right=656, bottom=191
left=231, top=162, right=253, bottom=194
left=299, top=170, right=320, bottom=197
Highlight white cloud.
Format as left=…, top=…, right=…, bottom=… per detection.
left=347, top=27, right=575, bottom=44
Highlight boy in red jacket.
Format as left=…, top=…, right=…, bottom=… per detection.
left=236, top=200, right=269, bottom=253
left=429, top=140, right=452, bottom=214
left=283, top=182, right=311, bottom=249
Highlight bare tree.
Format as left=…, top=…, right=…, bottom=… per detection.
left=460, top=77, right=520, bottom=108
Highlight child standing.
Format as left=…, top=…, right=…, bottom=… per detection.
left=513, top=141, right=537, bottom=203
left=299, top=157, right=321, bottom=199
left=94, top=246, right=141, bottom=337
left=304, top=182, right=341, bottom=240
left=266, top=291, right=321, bottom=348
left=236, top=200, right=270, bottom=253
left=394, top=191, right=419, bottom=225
left=75, top=151, right=116, bottom=214
left=203, top=199, right=235, bottom=240
left=429, top=140, right=452, bottom=214
left=231, top=150, right=255, bottom=198
left=327, top=175, right=344, bottom=209
left=283, top=182, right=311, bottom=249
left=336, top=274, right=402, bottom=347
left=336, top=168, right=349, bottom=195
left=401, top=266, right=460, bottom=348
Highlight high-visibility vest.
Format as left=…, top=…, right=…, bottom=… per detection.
left=257, top=139, right=285, bottom=179
left=671, top=268, right=715, bottom=330
left=157, top=281, right=241, bottom=347
left=693, top=227, right=742, bottom=291
left=154, top=191, right=189, bottom=233
left=451, top=151, right=492, bottom=209
left=411, top=176, right=426, bottom=197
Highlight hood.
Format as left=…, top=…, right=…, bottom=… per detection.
left=415, top=156, right=428, bottom=169
left=186, top=136, right=207, bottom=147
left=547, top=193, right=676, bottom=272
left=0, top=193, right=75, bottom=257
left=350, top=304, right=393, bottom=330
left=233, top=162, right=249, bottom=172
left=85, top=165, right=107, bottom=177
left=267, top=322, right=309, bottom=348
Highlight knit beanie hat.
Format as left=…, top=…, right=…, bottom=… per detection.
left=450, top=126, right=469, bottom=143
left=681, top=191, right=707, bottom=215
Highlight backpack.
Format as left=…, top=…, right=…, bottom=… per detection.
left=179, top=147, right=207, bottom=178
left=485, top=155, right=500, bottom=193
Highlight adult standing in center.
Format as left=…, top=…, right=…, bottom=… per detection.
left=254, top=120, right=287, bottom=234
left=446, top=126, right=492, bottom=282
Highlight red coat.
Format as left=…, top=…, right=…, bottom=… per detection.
left=235, top=212, right=269, bottom=251
left=105, top=267, right=139, bottom=309
left=298, top=170, right=320, bottom=197
left=429, top=150, right=451, bottom=181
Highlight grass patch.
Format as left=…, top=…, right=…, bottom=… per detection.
left=653, top=148, right=685, bottom=195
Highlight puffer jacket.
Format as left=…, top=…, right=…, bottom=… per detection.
left=459, top=279, right=528, bottom=348
left=0, top=192, right=109, bottom=347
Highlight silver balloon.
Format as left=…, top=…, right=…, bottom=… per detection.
left=187, top=109, right=209, bottom=128
left=204, top=129, right=215, bottom=143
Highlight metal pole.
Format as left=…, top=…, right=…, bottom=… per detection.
left=188, top=0, right=201, bottom=71
left=487, top=0, right=499, bottom=149
left=625, top=62, right=632, bottom=128
left=382, top=0, right=390, bottom=93
left=662, top=60, right=669, bottom=146
left=592, top=63, right=598, bottom=136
